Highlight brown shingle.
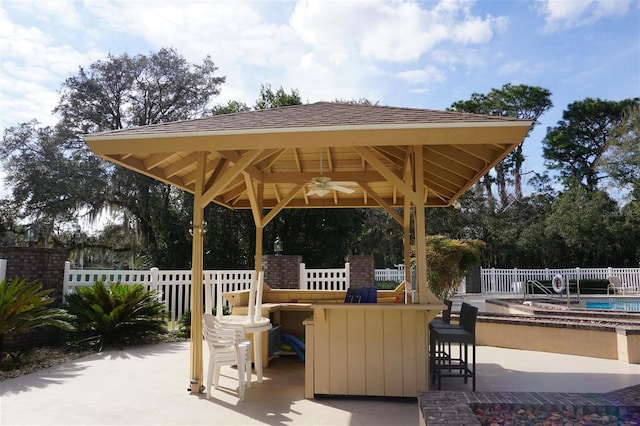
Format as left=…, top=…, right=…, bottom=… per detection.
left=90, top=101, right=526, bottom=137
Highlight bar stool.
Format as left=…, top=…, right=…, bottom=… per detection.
left=429, top=300, right=454, bottom=374
left=430, top=302, right=478, bottom=391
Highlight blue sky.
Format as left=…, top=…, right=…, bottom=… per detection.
left=1, top=0, right=639, bottom=200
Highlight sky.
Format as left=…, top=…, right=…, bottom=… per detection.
left=1, top=0, right=639, bottom=203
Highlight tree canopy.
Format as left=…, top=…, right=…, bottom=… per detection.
left=543, top=97, right=639, bottom=192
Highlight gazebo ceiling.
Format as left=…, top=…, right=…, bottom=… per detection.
left=84, top=102, right=532, bottom=209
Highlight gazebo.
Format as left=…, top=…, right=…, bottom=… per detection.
left=85, top=102, right=532, bottom=395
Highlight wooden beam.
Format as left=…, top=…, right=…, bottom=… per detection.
left=353, top=146, right=420, bottom=205
left=262, top=185, right=303, bottom=227
left=263, top=171, right=383, bottom=184
left=189, top=151, right=206, bottom=394
left=164, top=153, right=199, bottom=178
left=143, top=152, right=175, bottom=170
left=199, top=150, right=263, bottom=208
left=219, top=150, right=264, bottom=182
left=244, top=173, right=263, bottom=228
left=360, top=182, right=403, bottom=225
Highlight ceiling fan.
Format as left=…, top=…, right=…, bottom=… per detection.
left=306, top=149, right=358, bottom=197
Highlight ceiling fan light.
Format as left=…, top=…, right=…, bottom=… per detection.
left=315, top=188, right=330, bottom=197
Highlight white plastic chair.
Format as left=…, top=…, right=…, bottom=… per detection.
left=203, top=313, right=252, bottom=400
left=607, top=276, right=637, bottom=295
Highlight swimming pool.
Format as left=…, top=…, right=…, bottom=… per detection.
left=585, top=299, right=640, bottom=312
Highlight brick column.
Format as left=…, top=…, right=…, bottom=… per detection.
left=0, top=247, right=67, bottom=351
left=263, top=255, right=302, bottom=289
left=347, top=255, right=374, bottom=289
left=0, top=247, right=66, bottom=306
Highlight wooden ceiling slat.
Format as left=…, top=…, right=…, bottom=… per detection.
left=164, top=152, right=199, bottom=178
left=143, top=152, right=175, bottom=170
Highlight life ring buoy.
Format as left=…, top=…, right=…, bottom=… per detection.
left=552, top=274, right=565, bottom=293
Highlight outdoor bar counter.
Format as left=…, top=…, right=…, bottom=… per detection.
left=304, top=303, right=443, bottom=398
left=226, top=286, right=444, bottom=398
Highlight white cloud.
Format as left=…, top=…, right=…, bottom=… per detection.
left=290, top=0, right=507, bottom=63
left=396, top=66, right=446, bottom=85
left=539, top=0, right=632, bottom=32
left=0, top=8, right=99, bottom=129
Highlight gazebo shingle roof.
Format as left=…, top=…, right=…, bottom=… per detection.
left=85, top=101, right=532, bottom=209
left=93, top=102, right=524, bottom=137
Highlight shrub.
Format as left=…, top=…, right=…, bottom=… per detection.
left=64, top=281, right=167, bottom=350
left=0, top=278, right=74, bottom=362
left=425, top=236, right=484, bottom=301
left=374, top=281, right=401, bottom=290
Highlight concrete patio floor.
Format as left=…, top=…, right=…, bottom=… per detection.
left=1, top=340, right=639, bottom=426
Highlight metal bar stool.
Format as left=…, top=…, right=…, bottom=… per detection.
left=430, top=302, right=478, bottom=391
left=429, top=300, right=454, bottom=375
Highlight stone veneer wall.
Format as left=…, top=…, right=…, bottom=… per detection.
left=263, top=255, right=302, bottom=289
left=0, top=247, right=67, bottom=351
left=347, top=255, right=374, bottom=289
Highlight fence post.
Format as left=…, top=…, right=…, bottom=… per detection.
left=204, top=270, right=213, bottom=315
left=345, top=262, right=350, bottom=290
left=299, top=263, right=306, bottom=289
left=149, top=267, right=160, bottom=293
left=62, top=261, right=71, bottom=301
left=0, top=258, right=7, bottom=283
left=490, top=268, right=496, bottom=293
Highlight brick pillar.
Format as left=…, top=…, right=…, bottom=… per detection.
left=0, top=247, right=66, bottom=306
left=263, top=255, right=302, bottom=289
left=347, top=255, right=374, bottom=289
left=0, top=247, right=67, bottom=351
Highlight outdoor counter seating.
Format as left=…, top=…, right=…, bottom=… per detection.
left=430, top=302, right=478, bottom=391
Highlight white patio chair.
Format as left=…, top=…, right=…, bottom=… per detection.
left=607, top=276, right=636, bottom=295
left=203, top=313, right=252, bottom=400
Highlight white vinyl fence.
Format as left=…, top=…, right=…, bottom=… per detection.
left=0, top=259, right=6, bottom=283
left=480, top=267, right=640, bottom=294
left=62, top=261, right=640, bottom=330
left=374, top=264, right=406, bottom=283
left=63, top=263, right=257, bottom=330
left=63, top=262, right=357, bottom=330
left=301, top=263, right=350, bottom=290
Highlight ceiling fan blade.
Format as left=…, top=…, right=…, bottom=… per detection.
left=306, top=187, right=330, bottom=197
left=330, top=181, right=358, bottom=186
left=330, top=185, right=355, bottom=194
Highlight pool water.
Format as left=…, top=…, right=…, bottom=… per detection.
left=585, top=299, right=640, bottom=312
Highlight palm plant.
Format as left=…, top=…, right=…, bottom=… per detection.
left=0, top=278, right=74, bottom=358
left=64, top=281, right=167, bottom=350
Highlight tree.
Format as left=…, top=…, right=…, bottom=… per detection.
left=0, top=48, right=226, bottom=267
left=450, top=84, right=552, bottom=204
left=600, top=103, right=640, bottom=199
left=543, top=97, right=638, bottom=192
left=358, top=209, right=403, bottom=267
left=254, top=84, right=302, bottom=109
left=1, top=121, right=108, bottom=242
left=56, top=48, right=225, bottom=133
left=210, top=100, right=251, bottom=115
left=0, top=200, right=17, bottom=246
left=544, top=186, right=620, bottom=266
